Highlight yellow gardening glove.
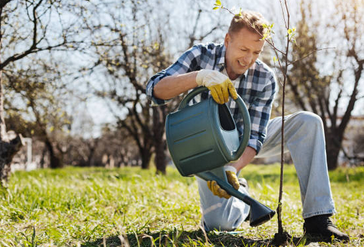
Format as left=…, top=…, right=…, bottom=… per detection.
left=207, top=166, right=240, bottom=199
left=196, top=69, right=238, bottom=104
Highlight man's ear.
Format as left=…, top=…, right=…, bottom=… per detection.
left=224, top=33, right=230, bottom=47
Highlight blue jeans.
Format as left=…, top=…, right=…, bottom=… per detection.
left=198, top=111, right=336, bottom=231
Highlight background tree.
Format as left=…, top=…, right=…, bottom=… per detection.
left=286, top=0, right=364, bottom=169
left=94, top=125, right=139, bottom=167
left=76, top=0, right=165, bottom=170
left=4, top=60, right=73, bottom=168
left=81, top=0, right=223, bottom=174
left=340, top=120, right=364, bottom=166
left=0, top=0, right=91, bottom=182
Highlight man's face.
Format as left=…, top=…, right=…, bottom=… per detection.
left=224, top=27, right=265, bottom=80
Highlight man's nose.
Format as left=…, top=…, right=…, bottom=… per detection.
left=243, top=53, right=252, bottom=64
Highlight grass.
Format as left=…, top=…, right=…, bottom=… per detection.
left=0, top=164, right=363, bottom=246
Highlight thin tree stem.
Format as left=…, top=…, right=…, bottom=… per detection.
left=277, top=0, right=290, bottom=235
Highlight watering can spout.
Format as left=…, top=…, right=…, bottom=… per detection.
left=249, top=200, right=276, bottom=227
left=196, top=169, right=275, bottom=227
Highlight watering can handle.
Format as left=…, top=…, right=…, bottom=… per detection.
left=178, top=86, right=210, bottom=110
left=178, top=86, right=251, bottom=161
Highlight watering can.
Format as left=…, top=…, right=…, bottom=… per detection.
left=165, top=86, right=275, bottom=227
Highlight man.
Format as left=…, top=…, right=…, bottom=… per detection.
left=146, top=11, right=349, bottom=242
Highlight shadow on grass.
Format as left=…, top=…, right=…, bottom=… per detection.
left=81, top=229, right=311, bottom=247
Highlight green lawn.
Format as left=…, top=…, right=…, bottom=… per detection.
left=0, top=164, right=363, bottom=246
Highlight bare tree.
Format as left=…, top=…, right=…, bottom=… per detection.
left=0, top=0, right=92, bottom=182
left=286, top=0, right=364, bottom=169
left=81, top=0, right=180, bottom=172
left=5, top=62, right=73, bottom=168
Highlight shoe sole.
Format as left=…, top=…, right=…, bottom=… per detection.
left=304, top=233, right=350, bottom=243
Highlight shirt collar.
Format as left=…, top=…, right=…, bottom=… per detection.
left=216, top=45, right=226, bottom=71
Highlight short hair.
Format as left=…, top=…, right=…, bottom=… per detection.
left=228, top=11, right=268, bottom=37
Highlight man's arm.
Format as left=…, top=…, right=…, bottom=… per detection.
left=153, top=69, right=238, bottom=104
left=147, top=44, right=237, bottom=105
left=208, top=146, right=256, bottom=199
left=229, top=146, right=256, bottom=172
left=153, top=72, right=199, bottom=100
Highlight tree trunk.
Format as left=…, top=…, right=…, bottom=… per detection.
left=40, top=145, right=47, bottom=168
left=86, top=139, right=98, bottom=166
left=325, top=131, right=342, bottom=170
left=154, top=139, right=166, bottom=175
left=140, top=147, right=151, bottom=169
left=44, top=137, right=63, bottom=169
left=153, top=106, right=167, bottom=175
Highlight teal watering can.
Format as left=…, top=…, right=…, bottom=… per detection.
left=165, top=86, right=275, bottom=227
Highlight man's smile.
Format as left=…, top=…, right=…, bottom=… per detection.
left=238, top=60, right=248, bottom=68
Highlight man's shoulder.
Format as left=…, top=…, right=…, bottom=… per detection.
left=191, top=43, right=224, bottom=55
left=253, top=59, right=275, bottom=76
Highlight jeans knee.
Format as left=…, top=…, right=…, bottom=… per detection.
left=202, top=206, right=248, bottom=231
left=203, top=214, right=237, bottom=231
left=294, top=111, right=323, bottom=129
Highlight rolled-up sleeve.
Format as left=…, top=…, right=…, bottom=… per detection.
left=146, top=45, right=202, bottom=106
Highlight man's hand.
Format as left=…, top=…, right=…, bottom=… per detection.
left=207, top=166, right=240, bottom=199
left=196, top=69, right=238, bottom=104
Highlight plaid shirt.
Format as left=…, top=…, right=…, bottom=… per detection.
left=146, top=43, right=277, bottom=153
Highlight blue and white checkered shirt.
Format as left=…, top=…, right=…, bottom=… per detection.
left=146, top=43, right=277, bottom=153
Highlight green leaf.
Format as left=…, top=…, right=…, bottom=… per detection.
left=213, top=6, right=219, bottom=10
left=215, top=0, right=221, bottom=6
